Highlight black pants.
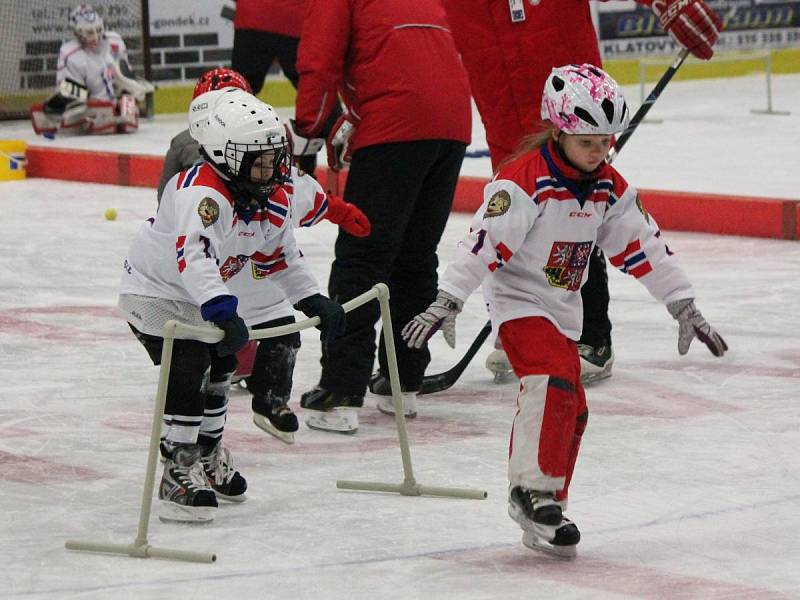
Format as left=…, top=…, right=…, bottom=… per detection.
left=319, top=139, right=467, bottom=396
left=231, top=29, right=342, bottom=174
left=128, top=324, right=237, bottom=424
left=579, top=247, right=612, bottom=348
left=247, top=315, right=301, bottom=413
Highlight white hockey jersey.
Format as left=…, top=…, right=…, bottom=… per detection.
left=223, top=166, right=332, bottom=323
left=120, top=162, right=321, bottom=326
left=56, top=32, right=127, bottom=101
left=439, top=141, right=694, bottom=341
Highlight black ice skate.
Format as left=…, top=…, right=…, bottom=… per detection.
left=300, top=386, right=363, bottom=434
left=508, top=486, right=580, bottom=559
left=158, top=443, right=218, bottom=523
left=253, top=395, right=299, bottom=444
left=368, top=370, right=392, bottom=396
left=578, top=343, right=614, bottom=384
left=200, top=441, right=247, bottom=502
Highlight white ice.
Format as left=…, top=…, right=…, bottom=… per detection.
left=1, top=75, right=799, bottom=599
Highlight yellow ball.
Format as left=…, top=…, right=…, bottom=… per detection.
left=104, top=208, right=117, bottom=221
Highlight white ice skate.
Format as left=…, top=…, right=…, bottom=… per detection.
left=305, top=407, right=360, bottom=434
left=485, top=348, right=514, bottom=383
left=375, top=392, right=417, bottom=418
left=578, top=344, right=614, bottom=384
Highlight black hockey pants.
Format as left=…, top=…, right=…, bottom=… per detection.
left=318, top=139, right=466, bottom=396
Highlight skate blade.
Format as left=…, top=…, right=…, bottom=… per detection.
left=579, top=369, right=612, bottom=385
left=253, top=414, right=296, bottom=444
left=214, top=490, right=247, bottom=503
left=492, top=370, right=516, bottom=384
left=157, top=501, right=215, bottom=524
left=521, top=531, right=576, bottom=560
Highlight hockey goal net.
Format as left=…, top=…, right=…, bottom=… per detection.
left=0, top=0, right=151, bottom=120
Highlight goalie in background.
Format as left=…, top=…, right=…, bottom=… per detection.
left=29, top=4, right=154, bottom=137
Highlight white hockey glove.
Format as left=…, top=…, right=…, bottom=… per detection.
left=402, top=290, right=463, bottom=349
left=112, top=59, right=155, bottom=103
left=667, top=298, right=728, bottom=357
left=286, top=118, right=324, bottom=156
left=326, top=113, right=355, bottom=172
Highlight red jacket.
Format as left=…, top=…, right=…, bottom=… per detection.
left=295, top=0, right=471, bottom=152
left=234, top=0, right=307, bottom=39
left=443, top=0, right=606, bottom=169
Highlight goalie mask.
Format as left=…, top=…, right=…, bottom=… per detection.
left=541, top=64, right=629, bottom=135
left=193, top=68, right=252, bottom=99
left=189, top=88, right=290, bottom=208
left=70, top=4, right=104, bottom=51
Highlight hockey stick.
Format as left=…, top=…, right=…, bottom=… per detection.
left=417, top=49, right=690, bottom=394
left=419, top=320, right=492, bottom=395
left=607, top=48, right=689, bottom=164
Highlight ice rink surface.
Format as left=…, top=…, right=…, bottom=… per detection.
left=1, top=74, right=799, bottom=598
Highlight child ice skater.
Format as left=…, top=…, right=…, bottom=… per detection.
left=403, top=64, right=727, bottom=557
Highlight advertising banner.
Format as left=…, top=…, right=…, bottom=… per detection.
left=597, top=0, right=800, bottom=59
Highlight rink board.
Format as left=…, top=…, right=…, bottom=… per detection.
left=25, top=145, right=799, bottom=240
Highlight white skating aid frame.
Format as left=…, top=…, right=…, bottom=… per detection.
left=65, top=283, right=485, bottom=564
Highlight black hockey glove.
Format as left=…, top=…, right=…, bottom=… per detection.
left=213, top=314, right=250, bottom=357
left=294, top=294, right=346, bottom=345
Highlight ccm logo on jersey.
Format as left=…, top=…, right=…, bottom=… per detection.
left=569, top=211, right=592, bottom=218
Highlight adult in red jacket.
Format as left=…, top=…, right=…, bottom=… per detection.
left=231, top=0, right=341, bottom=174
left=443, top=0, right=722, bottom=382
left=294, top=0, right=472, bottom=433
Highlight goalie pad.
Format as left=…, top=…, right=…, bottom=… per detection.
left=31, top=78, right=90, bottom=134
left=112, top=59, right=155, bottom=103
left=115, top=93, right=139, bottom=133
left=31, top=99, right=121, bottom=136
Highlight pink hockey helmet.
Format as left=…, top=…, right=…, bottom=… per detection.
left=193, top=68, right=252, bottom=99
left=541, top=64, right=629, bottom=135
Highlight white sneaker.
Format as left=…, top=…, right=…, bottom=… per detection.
left=376, top=392, right=417, bottom=418
left=485, top=349, right=514, bottom=382
left=305, top=407, right=360, bottom=434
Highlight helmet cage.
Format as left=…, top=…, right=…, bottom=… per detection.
left=70, top=5, right=104, bottom=49
left=224, top=141, right=291, bottom=204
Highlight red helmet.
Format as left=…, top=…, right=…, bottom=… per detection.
left=192, top=68, right=252, bottom=99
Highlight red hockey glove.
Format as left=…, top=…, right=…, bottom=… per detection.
left=326, top=113, right=355, bottom=172
left=647, top=0, right=722, bottom=60
left=324, top=194, right=371, bottom=237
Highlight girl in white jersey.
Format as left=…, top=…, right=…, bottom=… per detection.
left=403, top=64, right=728, bottom=558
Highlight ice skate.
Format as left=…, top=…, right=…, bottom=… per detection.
left=253, top=396, right=299, bottom=444
left=486, top=348, right=514, bottom=383
left=578, top=344, right=614, bottom=384
left=368, top=370, right=392, bottom=396
left=300, top=386, right=363, bottom=434
left=200, top=441, right=247, bottom=502
left=376, top=391, right=417, bottom=418
left=158, top=443, right=218, bottom=523
left=508, top=486, right=579, bottom=559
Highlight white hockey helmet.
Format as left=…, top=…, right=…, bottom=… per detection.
left=541, top=64, right=629, bottom=135
left=70, top=4, right=104, bottom=50
left=189, top=88, right=290, bottom=204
